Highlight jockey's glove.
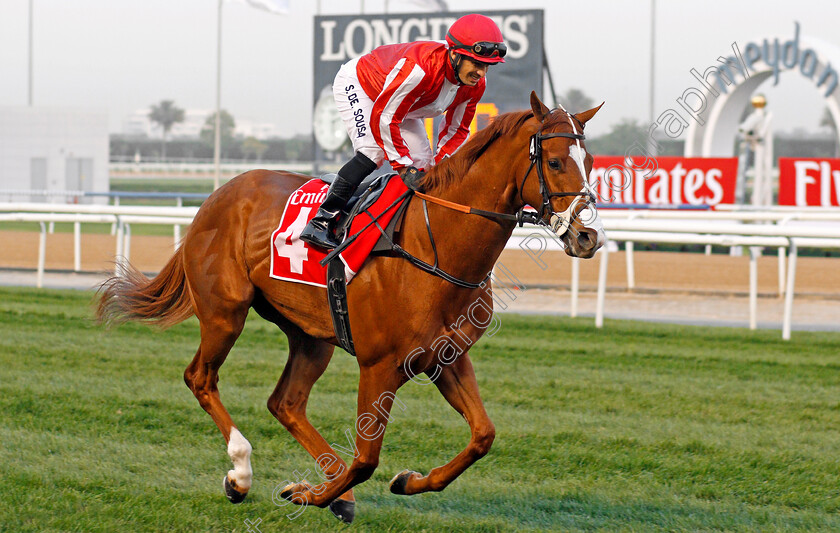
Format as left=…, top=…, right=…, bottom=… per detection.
left=400, top=166, right=426, bottom=192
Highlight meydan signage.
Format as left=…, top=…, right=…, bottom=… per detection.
left=740, top=22, right=836, bottom=96
left=684, top=22, right=840, bottom=157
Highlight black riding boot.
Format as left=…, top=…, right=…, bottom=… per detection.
left=299, top=152, right=377, bottom=250
left=299, top=176, right=356, bottom=249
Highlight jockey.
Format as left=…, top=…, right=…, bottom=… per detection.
left=300, top=13, right=507, bottom=250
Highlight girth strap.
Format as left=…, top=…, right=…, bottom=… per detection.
left=326, top=257, right=355, bottom=356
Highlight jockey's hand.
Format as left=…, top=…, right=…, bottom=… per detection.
left=400, top=166, right=426, bottom=192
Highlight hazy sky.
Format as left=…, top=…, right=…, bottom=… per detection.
left=1, top=0, right=838, bottom=138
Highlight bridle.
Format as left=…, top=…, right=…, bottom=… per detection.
left=519, top=110, right=597, bottom=238
left=320, top=108, right=598, bottom=289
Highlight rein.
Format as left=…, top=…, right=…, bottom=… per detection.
left=418, top=111, right=596, bottom=237
left=322, top=108, right=597, bottom=290
left=318, top=188, right=489, bottom=289
left=414, top=191, right=541, bottom=226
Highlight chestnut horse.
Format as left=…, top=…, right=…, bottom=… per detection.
left=96, top=92, right=604, bottom=523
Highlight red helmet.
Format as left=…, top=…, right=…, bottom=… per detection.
left=446, top=14, right=506, bottom=64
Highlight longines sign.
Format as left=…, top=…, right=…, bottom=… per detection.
left=312, top=10, right=544, bottom=127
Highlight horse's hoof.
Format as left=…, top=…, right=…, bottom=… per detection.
left=328, top=499, right=355, bottom=524
left=389, top=469, right=419, bottom=495
left=223, top=475, right=248, bottom=504
left=279, top=481, right=310, bottom=504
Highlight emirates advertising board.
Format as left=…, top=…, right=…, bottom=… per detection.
left=589, top=157, right=738, bottom=206
left=778, top=158, right=840, bottom=207
left=312, top=10, right=543, bottom=149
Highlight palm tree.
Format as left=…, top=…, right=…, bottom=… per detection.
left=148, top=100, right=185, bottom=160
left=200, top=110, right=237, bottom=157
left=820, top=108, right=836, bottom=132
left=821, top=108, right=839, bottom=157
left=587, top=118, right=648, bottom=156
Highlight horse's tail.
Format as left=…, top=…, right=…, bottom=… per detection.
left=95, top=247, right=194, bottom=329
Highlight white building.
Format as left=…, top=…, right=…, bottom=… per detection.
left=0, top=107, right=109, bottom=202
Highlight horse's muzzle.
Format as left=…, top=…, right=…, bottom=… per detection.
left=567, top=226, right=605, bottom=258
left=560, top=211, right=605, bottom=259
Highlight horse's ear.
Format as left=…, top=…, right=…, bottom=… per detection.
left=530, top=91, right=550, bottom=122
left=574, top=102, right=605, bottom=125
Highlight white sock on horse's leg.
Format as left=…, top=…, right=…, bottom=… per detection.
left=227, top=427, right=253, bottom=490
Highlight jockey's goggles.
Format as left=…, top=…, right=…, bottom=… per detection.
left=447, top=33, right=507, bottom=59
left=469, top=41, right=507, bottom=59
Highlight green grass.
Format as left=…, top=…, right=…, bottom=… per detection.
left=109, top=178, right=212, bottom=207
left=2, top=286, right=840, bottom=532
left=110, top=177, right=215, bottom=195
left=0, top=221, right=179, bottom=237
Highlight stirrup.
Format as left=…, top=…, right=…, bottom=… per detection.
left=300, top=219, right=341, bottom=250
left=300, top=233, right=340, bottom=251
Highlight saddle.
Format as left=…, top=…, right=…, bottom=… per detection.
left=319, top=172, right=410, bottom=251
left=270, top=170, right=409, bottom=356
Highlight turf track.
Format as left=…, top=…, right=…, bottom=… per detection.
left=2, top=286, right=839, bottom=532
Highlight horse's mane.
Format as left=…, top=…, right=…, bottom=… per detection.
left=422, top=110, right=534, bottom=190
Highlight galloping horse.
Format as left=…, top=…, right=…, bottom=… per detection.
left=96, top=92, right=604, bottom=523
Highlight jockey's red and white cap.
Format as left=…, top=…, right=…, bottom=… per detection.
left=445, top=14, right=506, bottom=64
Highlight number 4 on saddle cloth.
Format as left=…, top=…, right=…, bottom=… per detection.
left=269, top=173, right=410, bottom=288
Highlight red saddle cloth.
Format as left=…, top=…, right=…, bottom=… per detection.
left=269, top=177, right=408, bottom=287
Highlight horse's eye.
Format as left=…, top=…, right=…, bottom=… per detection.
left=548, top=159, right=561, bottom=170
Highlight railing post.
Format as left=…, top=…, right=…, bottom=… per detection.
left=782, top=239, right=797, bottom=341
left=777, top=246, right=786, bottom=299
left=625, top=241, right=635, bottom=290
left=174, top=197, right=183, bottom=246
left=110, top=196, right=120, bottom=235
left=777, top=216, right=794, bottom=299
left=570, top=257, right=579, bottom=318
left=749, top=246, right=759, bottom=330
left=625, top=213, right=639, bottom=291
left=37, top=221, right=46, bottom=288
left=595, top=245, right=609, bottom=328
left=124, top=223, right=132, bottom=263
left=115, top=217, right=124, bottom=276
left=73, top=221, right=81, bottom=272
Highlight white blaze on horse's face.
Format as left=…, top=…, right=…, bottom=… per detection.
left=568, top=144, right=588, bottom=182
left=549, top=120, right=605, bottom=254
left=566, top=145, right=605, bottom=248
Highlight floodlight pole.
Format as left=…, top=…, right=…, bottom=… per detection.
left=647, top=0, right=657, bottom=156
left=649, top=0, right=655, bottom=126
left=214, top=0, right=223, bottom=190
left=28, top=0, right=34, bottom=106
left=542, top=46, right=558, bottom=108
